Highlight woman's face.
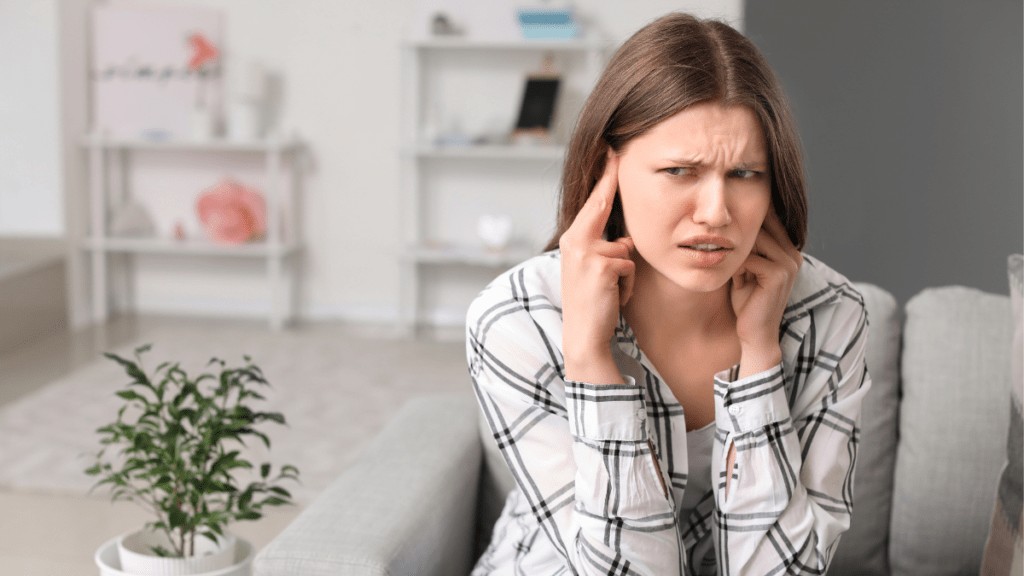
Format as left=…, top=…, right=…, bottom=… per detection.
left=616, top=101, right=773, bottom=293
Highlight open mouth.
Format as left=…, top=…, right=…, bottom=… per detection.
left=681, top=244, right=730, bottom=252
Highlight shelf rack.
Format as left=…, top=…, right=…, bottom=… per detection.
left=399, top=36, right=606, bottom=331
left=81, top=135, right=303, bottom=329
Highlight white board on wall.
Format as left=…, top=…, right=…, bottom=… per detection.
left=91, top=4, right=223, bottom=140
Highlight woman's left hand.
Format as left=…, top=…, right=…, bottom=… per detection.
left=730, top=209, right=804, bottom=374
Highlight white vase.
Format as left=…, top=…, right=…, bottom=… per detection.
left=116, top=529, right=237, bottom=575
left=227, top=100, right=264, bottom=141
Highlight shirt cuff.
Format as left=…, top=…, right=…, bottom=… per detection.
left=713, top=362, right=789, bottom=433
left=565, top=376, right=647, bottom=442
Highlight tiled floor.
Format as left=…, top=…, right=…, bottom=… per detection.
left=0, top=313, right=463, bottom=575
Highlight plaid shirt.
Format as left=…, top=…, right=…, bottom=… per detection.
left=466, top=250, right=871, bottom=575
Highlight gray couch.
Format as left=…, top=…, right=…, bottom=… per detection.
left=254, top=282, right=1014, bottom=576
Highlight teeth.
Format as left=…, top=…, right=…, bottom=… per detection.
left=688, top=244, right=724, bottom=251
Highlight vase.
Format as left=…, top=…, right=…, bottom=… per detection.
left=111, top=529, right=238, bottom=575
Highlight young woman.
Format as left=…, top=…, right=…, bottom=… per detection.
left=466, top=13, right=871, bottom=576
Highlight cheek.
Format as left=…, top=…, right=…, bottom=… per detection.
left=618, top=175, right=674, bottom=232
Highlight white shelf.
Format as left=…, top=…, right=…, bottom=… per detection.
left=406, top=37, right=604, bottom=51
left=81, top=135, right=300, bottom=152
left=82, top=237, right=300, bottom=258
left=406, top=244, right=535, bottom=267
left=411, top=144, right=565, bottom=160
left=400, top=35, right=606, bottom=331
left=82, top=133, right=304, bottom=329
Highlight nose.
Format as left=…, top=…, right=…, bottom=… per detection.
left=691, top=176, right=732, bottom=227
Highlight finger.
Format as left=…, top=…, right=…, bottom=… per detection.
left=760, top=211, right=802, bottom=267
left=613, top=236, right=636, bottom=306
left=609, top=235, right=635, bottom=258
left=575, top=153, right=620, bottom=239
left=597, top=238, right=631, bottom=260
left=619, top=267, right=635, bottom=306
left=752, top=227, right=787, bottom=262
left=738, top=251, right=794, bottom=288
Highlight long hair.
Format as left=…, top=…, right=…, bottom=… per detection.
left=544, top=13, right=808, bottom=251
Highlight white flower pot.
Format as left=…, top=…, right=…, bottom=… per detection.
left=95, top=530, right=249, bottom=576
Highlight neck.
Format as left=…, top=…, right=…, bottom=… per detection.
left=623, top=255, right=736, bottom=342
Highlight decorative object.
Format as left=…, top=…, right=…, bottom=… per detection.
left=228, top=61, right=268, bottom=142
left=196, top=179, right=267, bottom=245
left=91, top=5, right=224, bottom=140
left=110, top=201, right=156, bottom=238
left=188, top=32, right=221, bottom=141
left=85, top=344, right=300, bottom=575
left=516, top=8, right=578, bottom=39
left=476, top=214, right=513, bottom=251
left=430, top=12, right=462, bottom=36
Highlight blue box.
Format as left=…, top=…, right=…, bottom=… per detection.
left=517, top=9, right=578, bottom=40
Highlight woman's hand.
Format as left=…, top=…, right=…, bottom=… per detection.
left=559, top=153, right=636, bottom=384
left=730, top=209, right=804, bottom=378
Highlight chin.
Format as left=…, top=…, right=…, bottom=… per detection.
left=647, top=265, right=734, bottom=293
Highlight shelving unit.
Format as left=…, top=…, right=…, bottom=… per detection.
left=400, top=36, right=606, bottom=331
left=81, top=135, right=302, bottom=329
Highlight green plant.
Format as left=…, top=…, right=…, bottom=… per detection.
left=85, top=344, right=300, bottom=558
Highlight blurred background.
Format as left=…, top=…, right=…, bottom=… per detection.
left=0, top=0, right=1019, bottom=339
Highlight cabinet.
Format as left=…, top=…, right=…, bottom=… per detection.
left=81, top=135, right=302, bottom=329
left=400, top=37, right=606, bottom=331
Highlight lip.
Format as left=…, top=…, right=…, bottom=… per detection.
left=678, top=235, right=735, bottom=249
left=677, top=235, right=734, bottom=268
left=680, top=246, right=731, bottom=267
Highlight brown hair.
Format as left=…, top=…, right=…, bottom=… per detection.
left=544, top=13, right=808, bottom=251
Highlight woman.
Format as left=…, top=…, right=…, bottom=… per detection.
left=466, top=13, right=871, bottom=576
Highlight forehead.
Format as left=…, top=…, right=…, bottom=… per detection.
left=625, top=102, right=767, bottom=160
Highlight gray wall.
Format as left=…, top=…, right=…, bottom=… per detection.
left=745, top=1, right=1023, bottom=305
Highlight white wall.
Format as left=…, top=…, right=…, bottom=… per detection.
left=40, top=0, right=742, bottom=326
left=0, top=1, right=63, bottom=235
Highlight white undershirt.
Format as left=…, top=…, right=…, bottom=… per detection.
left=679, top=420, right=716, bottom=515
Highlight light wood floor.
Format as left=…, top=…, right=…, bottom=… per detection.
left=0, top=313, right=462, bottom=576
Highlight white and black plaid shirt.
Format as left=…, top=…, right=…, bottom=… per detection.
left=466, top=250, right=871, bottom=575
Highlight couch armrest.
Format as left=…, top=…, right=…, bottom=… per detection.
left=254, top=393, right=482, bottom=576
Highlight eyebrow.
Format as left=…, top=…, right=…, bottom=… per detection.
left=661, top=157, right=769, bottom=170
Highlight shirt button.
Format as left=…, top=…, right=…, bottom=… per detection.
left=636, top=408, right=646, bottom=420
left=728, top=405, right=743, bottom=415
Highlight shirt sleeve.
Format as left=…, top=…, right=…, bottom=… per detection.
left=467, top=295, right=684, bottom=575
left=710, top=294, right=872, bottom=575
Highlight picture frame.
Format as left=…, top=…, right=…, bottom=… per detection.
left=512, top=75, right=561, bottom=143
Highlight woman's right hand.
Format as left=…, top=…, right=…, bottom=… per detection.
left=559, top=152, right=636, bottom=384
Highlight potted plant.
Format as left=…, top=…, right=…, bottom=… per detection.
left=86, top=344, right=300, bottom=576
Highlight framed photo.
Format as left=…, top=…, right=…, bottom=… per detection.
left=92, top=4, right=223, bottom=139
left=513, top=76, right=561, bottom=142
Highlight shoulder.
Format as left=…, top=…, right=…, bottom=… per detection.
left=465, top=250, right=564, bottom=345
left=790, top=253, right=867, bottom=326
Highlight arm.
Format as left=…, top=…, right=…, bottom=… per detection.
left=712, top=295, right=872, bottom=575
left=467, top=295, right=684, bottom=575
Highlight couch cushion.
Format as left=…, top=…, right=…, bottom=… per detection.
left=830, top=282, right=901, bottom=576
left=891, top=286, right=1013, bottom=576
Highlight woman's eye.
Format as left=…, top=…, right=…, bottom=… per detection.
left=730, top=169, right=762, bottom=179
left=663, top=167, right=693, bottom=176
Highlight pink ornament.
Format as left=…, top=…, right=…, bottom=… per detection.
left=196, top=179, right=266, bottom=245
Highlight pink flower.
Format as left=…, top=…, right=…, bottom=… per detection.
left=196, top=179, right=266, bottom=245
